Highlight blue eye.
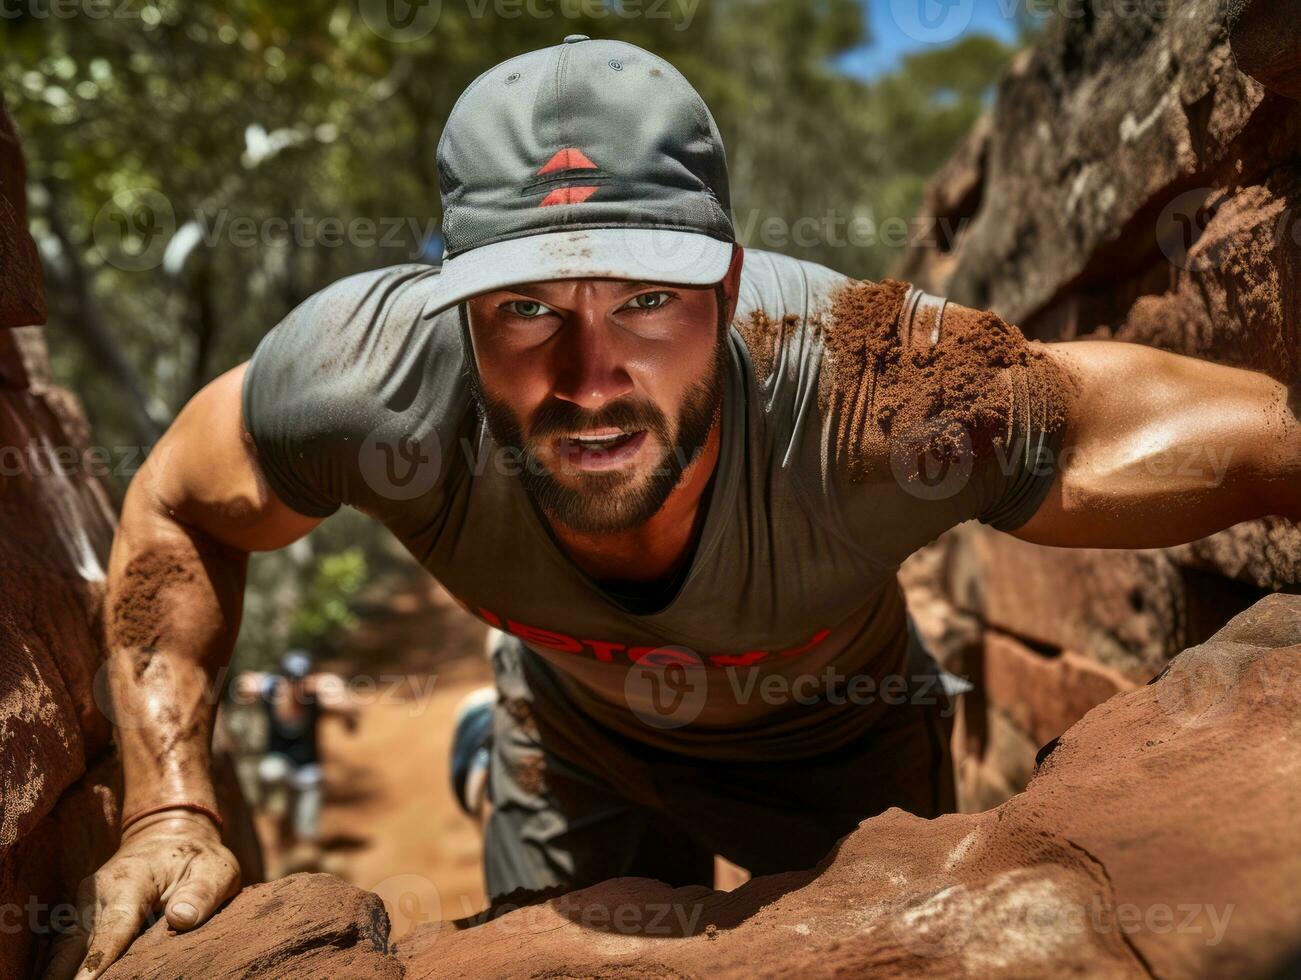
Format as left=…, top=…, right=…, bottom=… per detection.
left=625, top=291, right=671, bottom=311
left=505, top=300, right=552, bottom=318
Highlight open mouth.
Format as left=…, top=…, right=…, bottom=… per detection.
left=555, top=428, right=649, bottom=471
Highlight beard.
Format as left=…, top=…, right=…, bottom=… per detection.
left=472, top=341, right=726, bottom=534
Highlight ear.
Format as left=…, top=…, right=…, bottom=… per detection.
left=718, top=245, right=745, bottom=324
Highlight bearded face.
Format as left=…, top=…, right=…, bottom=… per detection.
left=466, top=279, right=728, bottom=533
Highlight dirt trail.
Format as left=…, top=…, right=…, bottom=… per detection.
left=316, top=655, right=491, bottom=936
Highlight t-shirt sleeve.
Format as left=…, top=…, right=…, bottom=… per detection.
left=816, top=286, right=1068, bottom=566
left=241, top=264, right=470, bottom=521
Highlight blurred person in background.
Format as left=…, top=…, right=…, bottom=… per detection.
left=234, top=649, right=359, bottom=872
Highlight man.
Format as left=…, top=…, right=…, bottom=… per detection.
left=51, top=37, right=1298, bottom=979
left=233, top=650, right=359, bottom=867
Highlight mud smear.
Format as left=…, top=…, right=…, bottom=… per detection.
left=739, top=309, right=797, bottom=383
left=108, top=550, right=198, bottom=672
left=818, top=279, right=1071, bottom=480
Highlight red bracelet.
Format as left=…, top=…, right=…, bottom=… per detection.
left=120, top=802, right=224, bottom=834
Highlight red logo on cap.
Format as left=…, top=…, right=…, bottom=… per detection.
left=537, top=148, right=599, bottom=207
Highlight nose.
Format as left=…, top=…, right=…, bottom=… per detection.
left=549, top=312, right=633, bottom=412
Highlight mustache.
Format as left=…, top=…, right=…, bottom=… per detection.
left=527, top=397, right=669, bottom=442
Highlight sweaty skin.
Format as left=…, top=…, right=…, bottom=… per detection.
left=1016, top=340, right=1300, bottom=546
left=54, top=277, right=1300, bottom=979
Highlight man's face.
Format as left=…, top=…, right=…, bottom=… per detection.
left=466, top=278, right=728, bottom=534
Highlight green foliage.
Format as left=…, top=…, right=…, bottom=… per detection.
left=290, top=547, right=368, bottom=646
left=233, top=508, right=397, bottom=671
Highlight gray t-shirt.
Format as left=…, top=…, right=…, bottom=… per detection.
left=242, top=249, right=1059, bottom=759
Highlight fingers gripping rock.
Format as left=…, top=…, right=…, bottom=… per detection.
left=99, top=874, right=402, bottom=979
left=164, top=847, right=241, bottom=930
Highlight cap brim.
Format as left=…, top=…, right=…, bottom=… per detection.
left=423, top=228, right=735, bottom=318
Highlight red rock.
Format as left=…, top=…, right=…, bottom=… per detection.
left=1168, top=517, right=1301, bottom=593
left=0, top=385, right=117, bottom=867
left=0, top=92, right=47, bottom=328
left=0, top=89, right=265, bottom=980
left=982, top=632, right=1136, bottom=748
left=896, top=1, right=1300, bottom=603
left=1230, top=0, right=1301, bottom=100
left=0, top=325, right=50, bottom=388
left=964, top=707, right=1038, bottom=805
left=948, top=524, right=1186, bottom=678
left=101, top=874, right=403, bottom=979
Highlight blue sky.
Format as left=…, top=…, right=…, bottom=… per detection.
left=838, top=0, right=1024, bottom=79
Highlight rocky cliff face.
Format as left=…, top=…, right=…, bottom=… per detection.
left=895, top=0, right=1301, bottom=810
left=1, top=91, right=118, bottom=979
left=98, top=594, right=1301, bottom=978
left=0, top=95, right=259, bottom=978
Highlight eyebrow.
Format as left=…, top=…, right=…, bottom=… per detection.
left=498, top=280, right=673, bottom=300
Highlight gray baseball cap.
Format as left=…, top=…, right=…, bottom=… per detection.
left=424, top=36, right=736, bottom=317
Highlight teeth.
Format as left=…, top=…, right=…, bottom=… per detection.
left=573, top=433, right=625, bottom=447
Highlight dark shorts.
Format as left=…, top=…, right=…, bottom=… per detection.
left=482, top=632, right=957, bottom=900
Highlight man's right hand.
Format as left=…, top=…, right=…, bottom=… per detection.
left=43, top=810, right=240, bottom=980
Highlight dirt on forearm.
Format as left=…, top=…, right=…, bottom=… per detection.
left=106, top=541, right=243, bottom=809
left=109, top=550, right=199, bottom=676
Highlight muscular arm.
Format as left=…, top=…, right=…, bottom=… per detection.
left=51, top=364, right=321, bottom=979
left=109, top=362, right=318, bottom=821
left=1015, top=341, right=1300, bottom=548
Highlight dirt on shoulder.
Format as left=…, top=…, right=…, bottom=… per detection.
left=818, top=278, right=1071, bottom=481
